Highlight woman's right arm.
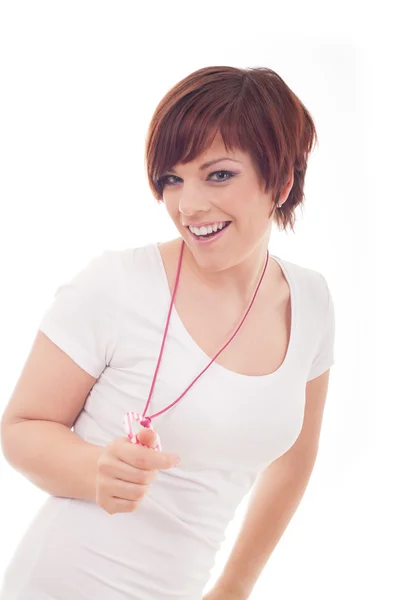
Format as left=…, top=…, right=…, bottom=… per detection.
left=1, top=330, right=103, bottom=502
left=1, top=331, right=179, bottom=511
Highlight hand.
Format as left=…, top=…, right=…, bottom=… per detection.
left=96, top=428, right=180, bottom=515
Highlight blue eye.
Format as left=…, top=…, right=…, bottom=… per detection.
left=158, top=170, right=235, bottom=187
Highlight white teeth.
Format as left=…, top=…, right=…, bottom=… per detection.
left=189, top=222, right=228, bottom=236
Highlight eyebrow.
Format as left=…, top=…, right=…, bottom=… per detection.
left=168, top=157, right=242, bottom=174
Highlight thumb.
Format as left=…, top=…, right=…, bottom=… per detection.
left=136, top=426, right=158, bottom=449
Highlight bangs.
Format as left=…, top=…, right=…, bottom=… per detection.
left=151, top=100, right=254, bottom=191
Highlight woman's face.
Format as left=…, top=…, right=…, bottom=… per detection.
left=160, top=131, right=290, bottom=274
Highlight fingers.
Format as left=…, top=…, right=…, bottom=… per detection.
left=116, top=437, right=180, bottom=471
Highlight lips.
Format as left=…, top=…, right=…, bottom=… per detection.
left=188, top=221, right=231, bottom=236
left=187, top=221, right=232, bottom=245
left=186, top=220, right=231, bottom=229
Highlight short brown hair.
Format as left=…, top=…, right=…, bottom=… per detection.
left=145, top=66, right=318, bottom=233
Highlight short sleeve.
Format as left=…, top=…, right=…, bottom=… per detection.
left=307, top=276, right=336, bottom=381
left=38, top=250, right=122, bottom=378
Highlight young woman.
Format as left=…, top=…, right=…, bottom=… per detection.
left=1, top=65, right=335, bottom=600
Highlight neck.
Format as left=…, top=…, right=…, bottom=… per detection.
left=182, top=236, right=271, bottom=303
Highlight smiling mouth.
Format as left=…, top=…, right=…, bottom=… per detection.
left=187, top=222, right=231, bottom=240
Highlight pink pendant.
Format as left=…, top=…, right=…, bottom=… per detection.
left=123, top=411, right=162, bottom=452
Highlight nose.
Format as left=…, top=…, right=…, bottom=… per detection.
left=178, top=190, right=210, bottom=217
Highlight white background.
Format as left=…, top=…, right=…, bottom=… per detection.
left=0, top=1, right=398, bottom=598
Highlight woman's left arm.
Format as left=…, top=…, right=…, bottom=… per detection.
left=203, top=369, right=331, bottom=600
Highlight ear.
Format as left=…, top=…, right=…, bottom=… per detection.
left=281, top=167, right=294, bottom=201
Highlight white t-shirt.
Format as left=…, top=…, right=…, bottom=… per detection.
left=1, top=242, right=335, bottom=600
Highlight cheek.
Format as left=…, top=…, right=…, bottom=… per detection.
left=162, top=197, right=177, bottom=217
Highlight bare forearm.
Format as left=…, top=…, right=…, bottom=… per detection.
left=214, top=461, right=315, bottom=599
left=1, top=420, right=103, bottom=501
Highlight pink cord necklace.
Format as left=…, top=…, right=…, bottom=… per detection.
left=123, top=238, right=269, bottom=452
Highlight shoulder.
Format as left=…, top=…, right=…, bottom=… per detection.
left=271, top=254, right=332, bottom=311
left=64, top=244, right=159, bottom=303
left=105, top=242, right=158, bottom=274
left=106, top=243, right=163, bottom=303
